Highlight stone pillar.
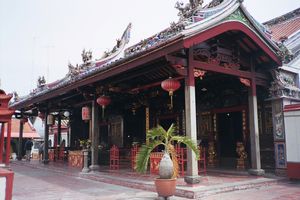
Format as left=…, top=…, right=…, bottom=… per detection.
left=17, top=120, right=24, bottom=160
left=184, top=48, right=200, bottom=184
left=90, top=100, right=100, bottom=171
left=43, top=112, right=49, bottom=164
left=5, top=121, right=12, bottom=166
left=248, top=62, right=264, bottom=176
left=57, top=114, right=61, bottom=145
left=81, top=149, right=90, bottom=173
left=0, top=123, right=5, bottom=163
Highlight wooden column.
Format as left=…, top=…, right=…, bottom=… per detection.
left=57, top=114, right=61, bottom=145
left=0, top=123, right=4, bottom=163
left=184, top=47, right=200, bottom=184
left=17, top=120, right=24, bottom=160
left=90, top=100, right=100, bottom=171
left=5, top=121, right=12, bottom=166
left=43, top=111, right=49, bottom=164
left=248, top=59, right=264, bottom=175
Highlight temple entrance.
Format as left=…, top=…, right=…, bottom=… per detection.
left=217, top=111, right=243, bottom=168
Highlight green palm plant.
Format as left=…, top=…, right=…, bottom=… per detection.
left=136, top=123, right=199, bottom=179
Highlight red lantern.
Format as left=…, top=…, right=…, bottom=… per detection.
left=97, top=95, right=111, bottom=118
left=161, top=77, right=181, bottom=109
left=82, top=106, right=91, bottom=121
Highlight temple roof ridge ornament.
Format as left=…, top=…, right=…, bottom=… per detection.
left=10, top=0, right=285, bottom=109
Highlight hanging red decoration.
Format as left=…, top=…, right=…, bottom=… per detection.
left=161, top=77, right=181, bottom=109
left=97, top=95, right=111, bottom=118
left=82, top=106, right=91, bottom=121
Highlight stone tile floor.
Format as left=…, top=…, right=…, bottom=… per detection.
left=10, top=160, right=300, bottom=199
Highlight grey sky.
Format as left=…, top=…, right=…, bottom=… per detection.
left=0, top=0, right=299, bottom=96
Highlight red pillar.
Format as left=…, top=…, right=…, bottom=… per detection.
left=0, top=123, right=4, bottom=163
left=5, top=121, right=12, bottom=166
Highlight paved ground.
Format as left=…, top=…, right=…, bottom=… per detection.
left=205, top=181, right=300, bottom=200
left=11, top=163, right=300, bottom=200
left=11, top=164, right=186, bottom=200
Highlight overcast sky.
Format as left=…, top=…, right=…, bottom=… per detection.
left=0, top=0, right=299, bottom=96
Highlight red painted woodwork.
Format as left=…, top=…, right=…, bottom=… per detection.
left=191, top=59, right=268, bottom=81
left=81, top=106, right=91, bottom=121
left=68, top=151, right=83, bottom=168
left=175, top=144, right=187, bottom=176
left=287, top=162, right=300, bottom=180
left=0, top=90, right=15, bottom=165
left=0, top=125, right=4, bottom=162
left=150, top=152, right=164, bottom=175
left=183, top=21, right=281, bottom=65
left=48, top=150, right=55, bottom=161
left=212, top=105, right=248, bottom=114
left=110, top=145, right=119, bottom=170
left=198, top=146, right=207, bottom=175
left=284, top=104, right=300, bottom=112
left=131, top=145, right=139, bottom=171
left=0, top=168, right=14, bottom=200
left=187, top=47, right=196, bottom=86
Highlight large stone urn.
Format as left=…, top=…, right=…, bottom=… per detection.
left=154, top=152, right=177, bottom=199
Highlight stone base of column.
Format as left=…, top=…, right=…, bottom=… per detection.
left=184, top=175, right=201, bottom=184
left=89, top=165, right=100, bottom=171
left=81, top=167, right=91, bottom=174
left=43, top=159, right=49, bottom=164
left=248, top=168, right=265, bottom=176
left=1, top=163, right=10, bottom=169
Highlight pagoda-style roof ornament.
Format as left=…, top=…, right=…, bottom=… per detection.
left=37, top=76, right=46, bottom=88
left=175, top=0, right=204, bottom=22
left=0, top=89, right=15, bottom=122
left=81, top=49, right=93, bottom=64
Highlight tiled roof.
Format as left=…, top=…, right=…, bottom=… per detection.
left=11, top=0, right=279, bottom=109
left=3, top=118, right=40, bottom=138
left=264, top=8, right=300, bottom=42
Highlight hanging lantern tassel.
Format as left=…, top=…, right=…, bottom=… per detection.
left=97, top=95, right=111, bottom=119
left=101, top=105, right=105, bottom=118
left=161, top=77, right=181, bottom=109
left=169, top=91, right=174, bottom=109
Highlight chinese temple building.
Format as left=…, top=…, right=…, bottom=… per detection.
left=9, top=0, right=298, bottom=181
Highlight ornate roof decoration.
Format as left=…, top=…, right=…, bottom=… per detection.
left=37, top=76, right=46, bottom=88
left=277, top=42, right=294, bottom=64
left=11, top=0, right=284, bottom=108
left=81, top=49, right=93, bottom=64
left=207, top=0, right=224, bottom=9
left=175, top=0, right=204, bottom=22
left=269, top=69, right=300, bottom=99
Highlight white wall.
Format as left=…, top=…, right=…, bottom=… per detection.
left=0, top=177, right=6, bottom=200
left=284, top=110, right=300, bottom=163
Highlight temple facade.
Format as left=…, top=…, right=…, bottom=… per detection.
left=8, top=0, right=300, bottom=180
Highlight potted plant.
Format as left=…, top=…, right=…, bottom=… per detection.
left=136, top=123, right=199, bottom=199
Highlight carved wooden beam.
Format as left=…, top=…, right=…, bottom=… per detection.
left=190, top=59, right=268, bottom=80
left=165, top=55, right=187, bottom=76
